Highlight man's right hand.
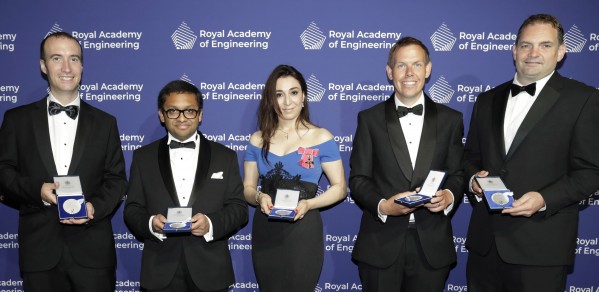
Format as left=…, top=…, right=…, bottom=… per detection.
left=472, top=170, right=489, bottom=197
left=152, top=214, right=167, bottom=233
left=41, top=182, right=58, bottom=205
left=379, top=191, right=417, bottom=216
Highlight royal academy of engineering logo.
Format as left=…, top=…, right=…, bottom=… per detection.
left=306, top=74, right=326, bottom=102
left=316, top=186, right=325, bottom=197
left=0, top=84, right=18, bottom=103
left=300, top=21, right=400, bottom=51
left=441, top=22, right=515, bottom=52
left=430, top=23, right=456, bottom=52
left=0, top=32, right=17, bottom=53
left=45, top=23, right=63, bottom=38
left=564, top=24, right=586, bottom=53
left=180, top=73, right=194, bottom=85
left=428, top=76, right=454, bottom=104
left=300, top=21, right=327, bottom=50
left=172, top=21, right=197, bottom=50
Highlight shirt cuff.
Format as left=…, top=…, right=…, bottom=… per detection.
left=203, top=215, right=214, bottom=242
left=149, top=215, right=166, bottom=241
left=377, top=199, right=388, bottom=223
left=443, top=189, right=455, bottom=215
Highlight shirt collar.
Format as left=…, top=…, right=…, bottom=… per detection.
left=167, top=132, right=199, bottom=146
left=394, top=92, right=425, bottom=114
left=513, top=71, right=554, bottom=97
left=47, top=92, right=81, bottom=107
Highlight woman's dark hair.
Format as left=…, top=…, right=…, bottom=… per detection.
left=258, top=64, right=311, bottom=163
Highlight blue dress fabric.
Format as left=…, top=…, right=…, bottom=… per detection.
left=245, top=139, right=341, bottom=292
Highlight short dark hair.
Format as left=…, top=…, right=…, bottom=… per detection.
left=157, top=80, right=203, bottom=110
left=516, top=14, right=564, bottom=45
left=387, top=36, right=430, bottom=67
left=40, top=32, right=83, bottom=64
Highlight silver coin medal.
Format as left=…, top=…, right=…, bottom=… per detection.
left=275, top=209, right=293, bottom=216
left=405, top=194, right=426, bottom=202
left=491, top=192, right=511, bottom=206
left=170, top=209, right=186, bottom=229
left=275, top=193, right=292, bottom=215
left=269, top=189, right=300, bottom=220
left=63, top=198, right=85, bottom=214
left=168, top=222, right=187, bottom=229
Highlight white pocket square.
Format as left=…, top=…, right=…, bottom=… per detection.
left=211, top=171, right=224, bottom=179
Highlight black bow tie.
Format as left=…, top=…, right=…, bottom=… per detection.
left=169, top=141, right=196, bottom=149
left=396, top=104, right=423, bottom=118
left=510, top=82, right=536, bottom=97
left=48, top=101, right=79, bottom=119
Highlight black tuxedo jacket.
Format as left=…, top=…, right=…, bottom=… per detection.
left=124, top=133, right=248, bottom=291
left=350, top=95, right=464, bottom=269
left=463, top=72, right=599, bottom=266
left=0, top=97, right=127, bottom=272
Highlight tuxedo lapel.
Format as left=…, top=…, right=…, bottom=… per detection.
left=32, top=98, right=58, bottom=176
left=157, top=137, right=181, bottom=206
left=68, top=101, right=91, bottom=175
left=385, top=96, right=413, bottom=181
left=187, top=133, right=211, bottom=207
left=505, top=74, right=561, bottom=161
left=412, top=96, right=437, bottom=188
left=492, top=86, right=510, bottom=159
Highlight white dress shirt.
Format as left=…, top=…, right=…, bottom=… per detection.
left=149, top=133, right=214, bottom=241
left=504, top=72, right=553, bottom=152
left=47, top=94, right=80, bottom=176
left=470, top=72, right=553, bottom=211
left=168, top=133, right=200, bottom=207
left=397, top=96, right=425, bottom=168
left=378, top=94, right=454, bottom=223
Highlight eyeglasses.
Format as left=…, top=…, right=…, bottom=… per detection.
left=162, top=108, right=200, bottom=119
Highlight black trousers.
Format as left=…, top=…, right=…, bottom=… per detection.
left=467, top=240, right=567, bottom=292
left=22, top=245, right=115, bottom=292
left=359, top=228, right=450, bottom=292
left=144, top=252, right=228, bottom=292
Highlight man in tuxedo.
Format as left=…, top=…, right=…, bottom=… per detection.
left=124, top=80, right=248, bottom=292
left=0, top=32, right=127, bottom=291
left=349, top=36, right=464, bottom=291
left=464, top=14, right=599, bottom=291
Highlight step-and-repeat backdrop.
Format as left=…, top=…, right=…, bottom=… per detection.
left=1, top=1, right=598, bottom=291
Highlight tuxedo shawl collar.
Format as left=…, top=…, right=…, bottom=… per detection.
left=68, top=101, right=92, bottom=175
left=385, top=95, right=438, bottom=188
left=491, top=85, right=509, bottom=160
left=188, top=134, right=211, bottom=206
left=502, top=73, right=562, bottom=161
left=492, top=72, right=563, bottom=161
left=32, top=97, right=95, bottom=177
left=32, top=97, right=58, bottom=177
left=157, top=132, right=212, bottom=207
left=413, top=96, right=438, bottom=187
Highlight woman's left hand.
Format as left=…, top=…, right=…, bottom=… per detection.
left=294, top=199, right=311, bottom=221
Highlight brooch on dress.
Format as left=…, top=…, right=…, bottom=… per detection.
left=298, top=147, right=319, bottom=169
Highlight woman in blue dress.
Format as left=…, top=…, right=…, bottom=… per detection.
left=243, top=64, right=346, bottom=292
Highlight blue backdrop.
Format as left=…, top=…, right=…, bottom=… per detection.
left=1, top=1, right=598, bottom=291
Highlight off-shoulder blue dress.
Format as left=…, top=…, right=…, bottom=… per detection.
left=245, top=139, right=341, bottom=292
